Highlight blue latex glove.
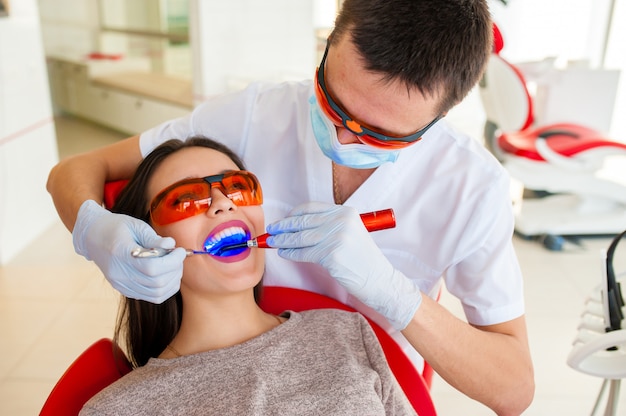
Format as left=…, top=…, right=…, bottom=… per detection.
left=73, top=200, right=186, bottom=303
left=266, top=202, right=422, bottom=329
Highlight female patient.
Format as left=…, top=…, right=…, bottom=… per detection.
left=80, top=137, right=415, bottom=415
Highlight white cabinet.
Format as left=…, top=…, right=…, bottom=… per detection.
left=119, top=93, right=191, bottom=133
left=79, top=84, right=129, bottom=129
left=84, top=86, right=190, bottom=134
left=47, top=58, right=192, bottom=135
left=47, top=59, right=87, bottom=114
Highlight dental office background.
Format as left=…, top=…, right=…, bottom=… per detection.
left=0, top=0, right=625, bottom=266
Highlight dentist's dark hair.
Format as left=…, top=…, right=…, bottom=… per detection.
left=110, top=136, right=261, bottom=368
left=331, top=0, right=492, bottom=115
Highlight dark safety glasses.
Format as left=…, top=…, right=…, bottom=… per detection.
left=149, top=170, right=263, bottom=226
left=314, top=42, right=442, bottom=149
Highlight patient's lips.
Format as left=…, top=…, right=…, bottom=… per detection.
left=202, top=220, right=251, bottom=257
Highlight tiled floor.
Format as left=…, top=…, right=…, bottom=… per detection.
left=2, top=111, right=626, bottom=415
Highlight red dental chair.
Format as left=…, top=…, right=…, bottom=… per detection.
left=479, top=24, right=626, bottom=248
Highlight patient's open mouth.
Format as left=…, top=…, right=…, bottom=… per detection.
left=202, top=224, right=251, bottom=257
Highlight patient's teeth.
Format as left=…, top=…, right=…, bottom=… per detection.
left=209, top=227, right=246, bottom=244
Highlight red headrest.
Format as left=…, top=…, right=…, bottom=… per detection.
left=104, top=180, right=129, bottom=210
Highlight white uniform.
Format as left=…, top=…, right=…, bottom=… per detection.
left=141, top=80, right=525, bottom=370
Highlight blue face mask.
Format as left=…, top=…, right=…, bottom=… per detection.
left=309, top=95, right=400, bottom=169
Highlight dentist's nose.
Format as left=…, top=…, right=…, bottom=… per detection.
left=336, top=126, right=363, bottom=145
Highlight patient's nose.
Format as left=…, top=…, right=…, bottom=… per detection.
left=208, top=187, right=236, bottom=215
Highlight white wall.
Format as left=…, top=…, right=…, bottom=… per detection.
left=0, top=0, right=59, bottom=264
left=603, top=0, right=626, bottom=141
left=190, top=0, right=316, bottom=100
left=37, top=0, right=99, bottom=59
left=490, top=0, right=626, bottom=140
left=491, top=0, right=608, bottom=65
left=38, top=0, right=317, bottom=101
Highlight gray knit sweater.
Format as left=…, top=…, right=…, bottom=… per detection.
left=80, top=309, right=416, bottom=415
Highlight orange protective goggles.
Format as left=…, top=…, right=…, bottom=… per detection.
left=314, top=42, right=441, bottom=150
left=149, top=170, right=263, bottom=226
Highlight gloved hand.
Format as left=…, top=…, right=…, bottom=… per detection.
left=266, top=202, right=422, bottom=329
left=73, top=200, right=186, bottom=303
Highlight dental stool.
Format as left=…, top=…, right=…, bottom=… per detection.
left=479, top=24, right=626, bottom=249
left=567, top=230, right=626, bottom=415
